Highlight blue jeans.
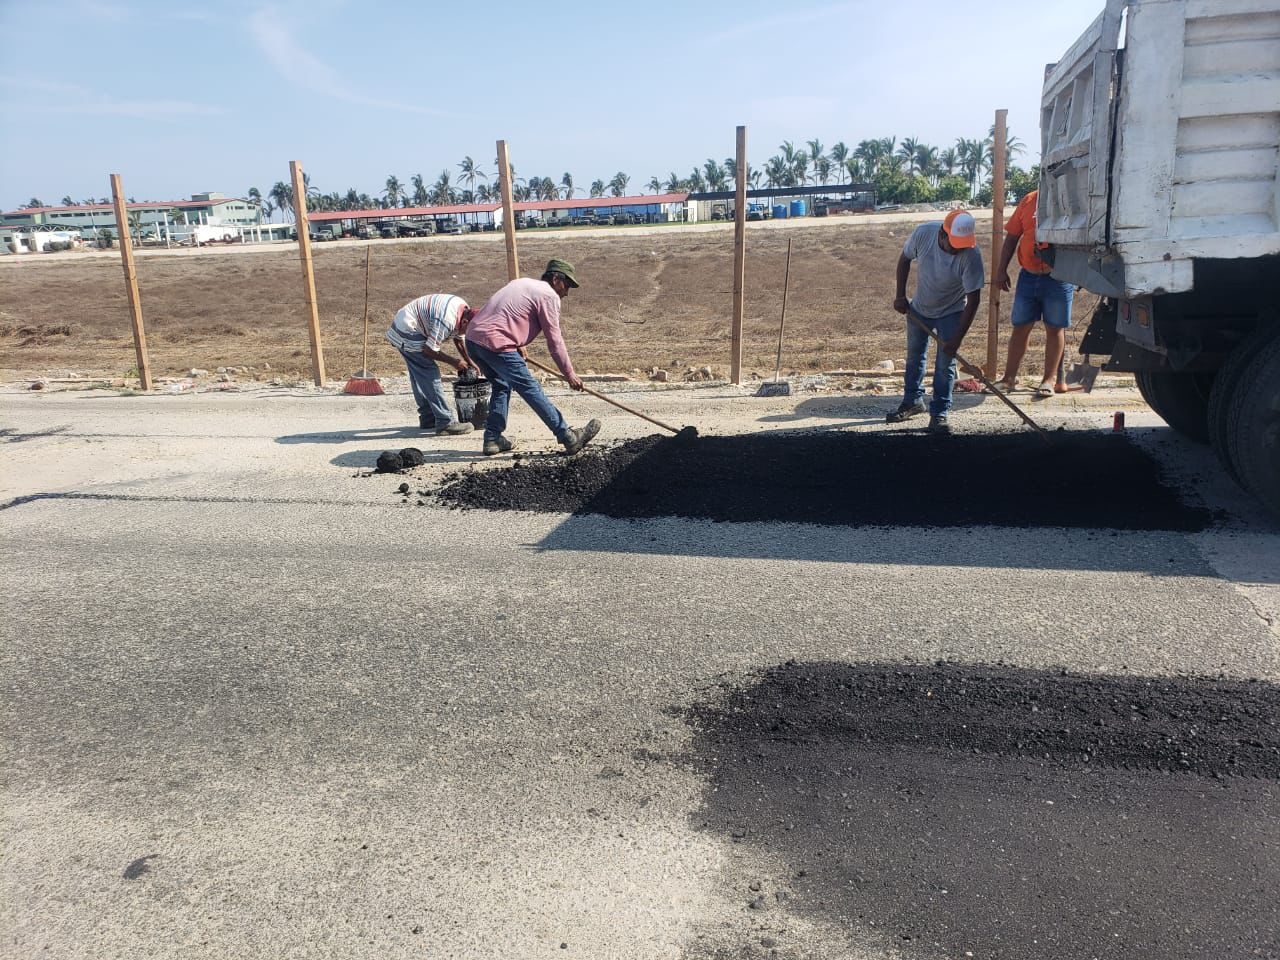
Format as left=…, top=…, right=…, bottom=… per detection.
left=903, top=305, right=963, bottom=417
left=466, top=341, right=570, bottom=443
left=398, top=347, right=455, bottom=429
left=1011, top=269, right=1074, bottom=329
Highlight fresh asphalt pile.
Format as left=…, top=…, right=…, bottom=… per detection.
left=690, top=660, right=1280, bottom=779
left=433, top=429, right=1212, bottom=530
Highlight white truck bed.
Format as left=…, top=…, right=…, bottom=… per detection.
left=1038, top=0, right=1280, bottom=296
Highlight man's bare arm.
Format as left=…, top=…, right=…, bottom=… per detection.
left=892, top=254, right=912, bottom=314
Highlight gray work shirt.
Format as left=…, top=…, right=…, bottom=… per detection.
left=903, top=222, right=985, bottom=318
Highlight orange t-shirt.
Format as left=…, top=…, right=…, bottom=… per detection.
left=1005, top=189, right=1051, bottom=274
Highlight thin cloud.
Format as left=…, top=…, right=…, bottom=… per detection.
left=0, top=77, right=225, bottom=119
left=710, top=2, right=860, bottom=43
left=248, top=6, right=450, bottom=116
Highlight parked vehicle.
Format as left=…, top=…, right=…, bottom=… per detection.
left=355, top=223, right=379, bottom=240
left=1043, top=0, right=1280, bottom=514
left=438, top=221, right=463, bottom=235
left=378, top=223, right=400, bottom=239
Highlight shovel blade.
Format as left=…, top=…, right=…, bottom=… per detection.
left=1066, top=362, right=1100, bottom=393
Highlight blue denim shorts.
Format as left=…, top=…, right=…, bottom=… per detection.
left=1011, top=269, right=1074, bottom=329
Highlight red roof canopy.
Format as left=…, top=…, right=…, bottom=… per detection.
left=513, top=193, right=687, bottom=211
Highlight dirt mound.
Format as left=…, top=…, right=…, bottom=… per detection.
left=434, top=430, right=1211, bottom=530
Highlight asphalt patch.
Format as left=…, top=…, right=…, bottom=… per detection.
left=434, top=430, right=1211, bottom=530
left=690, top=660, right=1280, bottom=780
left=684, top=661, right=1280, bottom=959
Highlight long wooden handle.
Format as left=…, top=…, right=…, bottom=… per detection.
left=361, top=247, right=371, bottom=372
left=524, top=357, right=680, bottom=434
left=904, top=309, right=1049, bottom=440
left=773, top=237, right=792, bottom=382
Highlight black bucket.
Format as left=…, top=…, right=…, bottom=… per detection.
left=453, top=374, right=491, bottom=428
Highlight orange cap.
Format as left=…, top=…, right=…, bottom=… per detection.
left=942, top=209, right=977, bottom=249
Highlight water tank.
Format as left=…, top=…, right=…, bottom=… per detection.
left=790, top=200, right=807, bottom=217
left=771, top=204, right=788, bottom=220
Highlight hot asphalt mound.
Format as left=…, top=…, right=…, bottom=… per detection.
left=689, top=660, right=1280, bottom=780
left=434, top=430, right=1211, bottom=530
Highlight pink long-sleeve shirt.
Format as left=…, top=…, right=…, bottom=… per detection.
left=464, top=277, right=576, bottom=379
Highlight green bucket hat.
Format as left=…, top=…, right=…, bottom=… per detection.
left=545, top=258, right=579, bottom=288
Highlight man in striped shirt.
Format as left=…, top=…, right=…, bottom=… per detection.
left=385, top=293, right=476, bottom=435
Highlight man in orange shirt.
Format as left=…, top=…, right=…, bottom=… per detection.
left=991, top=189, right=1075, bottom=397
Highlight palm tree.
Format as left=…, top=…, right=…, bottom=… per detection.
left=538, top=177, right=559, bottom=201
left=829, top=142, right=850, bottom=183
left=897, top=137, right=922, bottom=177
left=560, top=172, right=575, bottom=199
left=764, top=156, right=787, bottom=188
left=458, top=156, right=486, bottom=196
left=686, top=168, right=706, bottom=192
left=914, top=143, right=940, bottom=184
left=663, top=172, right=683, bottom=193
left=609, top=172, right=630, bottom=197
left=411, top=174, right=428, bottom=206
left=383, top=175, right=403, bottom=208
left=262, top=201, right=275, bottom=222
left=60, top=195, right=75, bottom=207
left=704, top=159, right=727, bottom=192
left=269, top=181, right=293, bottom=221
left=987, top=124, right=1026, bottom=164
left=247, top=186, right=262, bottom=206
left=589, top=179, right=606, bottom=198
left=431, top=169, right=455, bottom=205
left=939, top=148, right=959, bottom=177
left=749, top=170, right=762, bottom=190
left=815, top=157, right=833, bottom=186
left=956, top=138, right=986, bottom=197
left=793, top=153, right=809, bottom=186
left=647, top=176, right=662, bottom=194
left=23, top=198, right=44, bottom=209
left=806, top=139, right=825, bottom=171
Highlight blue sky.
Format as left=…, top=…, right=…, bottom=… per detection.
left=0, top=0, right=1101, bottom=211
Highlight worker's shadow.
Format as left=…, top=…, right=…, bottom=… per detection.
left=758, top=392, right=987, bottom=425
left=276, top=426, right=427, bottom=446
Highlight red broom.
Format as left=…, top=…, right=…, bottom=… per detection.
left=344, top=247, right=384, bottom=396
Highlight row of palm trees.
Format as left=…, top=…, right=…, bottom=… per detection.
left=20, top=130, right=1026, bottom=219
left=256, top=128, right=1023, bottom=221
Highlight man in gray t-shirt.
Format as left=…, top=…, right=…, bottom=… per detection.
left=887, top=210, right=985, bottom=432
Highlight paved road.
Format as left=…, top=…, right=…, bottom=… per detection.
left=3, top=383, right=1278, bottom=959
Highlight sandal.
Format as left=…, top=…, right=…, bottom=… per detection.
left=1034, top=382, right=1054, bottom=398
left=986, top=380, right=1014, bottom=395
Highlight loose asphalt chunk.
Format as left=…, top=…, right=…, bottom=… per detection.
left=434, top=430, right=1212, bottom=530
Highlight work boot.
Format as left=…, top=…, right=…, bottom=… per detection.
left=560, top=419, right=601, bottom=456
left=928, top=414, right=952, bottom=435
left=885, top=401, right=927, bottom=423
left=437, top=421, right=474, bottom=436
left=482, top=435, right=516, bottom=456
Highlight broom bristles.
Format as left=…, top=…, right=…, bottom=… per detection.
left=343, top=375, right=384, bottom=396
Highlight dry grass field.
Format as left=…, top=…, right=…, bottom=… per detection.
left=0, top=219, right=1091, bottom=381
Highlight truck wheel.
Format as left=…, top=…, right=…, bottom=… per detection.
left=1208, top=323, right=1280, bottom=484
left=1135, top=371, right=1214, bottom=443
left=1224, top=333, right=1280, bottom=518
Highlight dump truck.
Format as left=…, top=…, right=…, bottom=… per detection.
left=1040, top=0, right=1280, bottom=514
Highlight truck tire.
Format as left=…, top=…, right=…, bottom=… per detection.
left=1208, top=323, right=1280, bottom=484
left=1223, top=334, right=1280, bottom=519
left=1134, top=371, right=1214, bottom=443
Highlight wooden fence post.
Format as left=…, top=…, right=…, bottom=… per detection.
left=109, top=174, right=152, bottom=390
left=731, top=125, right=747, bottom=385
left=289, top=160, right=326, bottom=386
left=497, top=139, right=520, bottom=281
left=986, top=108, right=1008, bottom=379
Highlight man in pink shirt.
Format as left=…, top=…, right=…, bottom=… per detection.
left=464, top=258, right=601, bottom=456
